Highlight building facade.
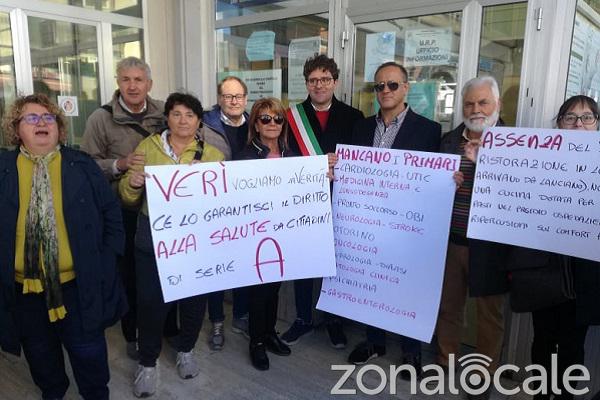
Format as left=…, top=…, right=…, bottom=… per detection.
left=0, top=0, right=597, bottom=395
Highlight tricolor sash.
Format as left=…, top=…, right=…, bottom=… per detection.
left=287, top=103, right=324, bottom=156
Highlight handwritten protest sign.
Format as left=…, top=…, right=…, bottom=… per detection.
left=467, top=127, right=600, bottom=262
left=145, top=156, right=336, bottom=302
left=317, top=145, right=459, bottom=342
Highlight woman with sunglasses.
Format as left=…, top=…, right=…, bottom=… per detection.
left=0, top=94, right=126, bottom=399
left=119, top=92, right=225, bottom=397
left=236, top=97, right=296, bottom=370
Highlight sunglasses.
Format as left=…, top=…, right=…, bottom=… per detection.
left=374, top=80, right=405, bottom=92
left=257, top=114, right=285, bottom=125
left=19, top=113, right=57, bottom=125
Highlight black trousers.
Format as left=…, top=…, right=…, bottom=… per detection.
left=531, top=300, right=589, bottom=400
left=248, top=282, right=281, bottom=345
left=119, top=208, right=178, bottom=342
left=135, top=249, right=207, bottom=367
left=119, top=208, right=138, bottom=342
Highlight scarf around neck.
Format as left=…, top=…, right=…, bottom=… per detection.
left=20, top=145, right=66, bottom=322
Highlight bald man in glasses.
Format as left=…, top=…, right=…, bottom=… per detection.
left=347, top=61, right=441, bottom=377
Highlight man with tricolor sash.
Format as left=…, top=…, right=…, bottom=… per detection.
left=283, top=54, right=364, bottom=349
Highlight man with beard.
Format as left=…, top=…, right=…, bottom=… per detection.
left=428, top=76, right=508, bottom=400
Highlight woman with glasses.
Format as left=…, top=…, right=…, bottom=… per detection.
left=119, top=92, right=225, bottom=397
left=530, top=95, right=599, bottom=400
left=236, top=97, right=295, bottom=370
left=502, top=95, right=599, bottom=400
left=0, top=94, right=126, bottom=400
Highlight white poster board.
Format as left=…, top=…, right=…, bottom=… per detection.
left=317, top=145, right=459, bottom=343
left=288, top=36, right=322, bottom=102
left=145, top=157, right=336, bottom=302
left=467, top=126, right=600, bottom=262
left=217, top=69, right=282, bottom=108
left=364, top=32, right=396, bottom=82
left=404, top=28, right=452, bottom=67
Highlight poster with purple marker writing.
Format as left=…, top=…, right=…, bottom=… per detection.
left=317, top=145, right=459, bottom=343
left=145, top=156, right=336, bottom=302
left=467, top=127, right=600, bottom=262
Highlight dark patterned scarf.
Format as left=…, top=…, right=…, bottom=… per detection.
left=20, top=145, right=66, bottom=322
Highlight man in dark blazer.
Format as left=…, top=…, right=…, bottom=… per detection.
left=435, top=76, right=507, bottom=400
left=347, top=62, right=441, bottom=377
left=283, top=54, right=364, bottom=349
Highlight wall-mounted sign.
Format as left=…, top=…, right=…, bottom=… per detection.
left=404, top=28, right=452, bottom=67
left=218, top=69, right=282, bottom=108
left=58, top=95, right=78, bottom=117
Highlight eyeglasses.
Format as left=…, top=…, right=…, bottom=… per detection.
left=561, top=113, right=598, bottom=126
left=19, top=113, right=57, bottom=125
left=257, top=114, right=285, bottom=125
left=374, top=81, right=406, bottom=92
left=221, top=94, right=246, bottom=102
left=306, top=77, right=334, bottom=87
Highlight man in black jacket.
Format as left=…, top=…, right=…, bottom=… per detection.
left=282, top=54, right=364, bottom=349
left=435, top=76, right=508, bottom=400
left=347, top=62, right=441, bottom=378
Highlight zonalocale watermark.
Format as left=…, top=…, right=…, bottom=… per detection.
left=331, top=353, right=590, bottom=396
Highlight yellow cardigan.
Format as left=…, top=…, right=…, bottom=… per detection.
left=14, top=153, right=75, bottom=284
left=119, top=133, right=225, bottom=215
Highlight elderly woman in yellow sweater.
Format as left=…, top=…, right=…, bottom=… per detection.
left=0, top=94, right=125, bottom=400
left=119, top=92, right=224, bottom=398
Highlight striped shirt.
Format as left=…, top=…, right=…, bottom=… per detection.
left=372, top=105, right=409, bottom=148
left=450, top=132, right=476, bottom=238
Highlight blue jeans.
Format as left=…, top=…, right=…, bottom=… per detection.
left=207, top=288, right=249, bottom=323
left=15, top=281, right=109, bottom=400
left=366, top=326, right=420, bottom=357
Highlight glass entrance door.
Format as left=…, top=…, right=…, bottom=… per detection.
left=347, top=2, right=527, bottom=131
left=0, top=11, right=17, bottom=147
left=352, top=12, right=462, bottom=132
left=28, top=16, right=100, bottom=145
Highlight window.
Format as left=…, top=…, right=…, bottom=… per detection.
left=216, top=14, right=328, bottom=108
left=478, top=3, right=527, bottom=126
left=28, top=16, right=101, bottom=145
left=216, top=0, right=326, bottom=20
left=353, top=12, right=462, bottom=132
left=566, top=0, right=600, bottom=101
left=43, top=0, right=142, bottom=17
left=112, top=25, right=144, bottom=73
left=0, top=12, right=16, bottom=147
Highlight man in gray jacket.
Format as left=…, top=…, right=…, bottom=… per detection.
left=81, top=57, right=171, bottom=360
